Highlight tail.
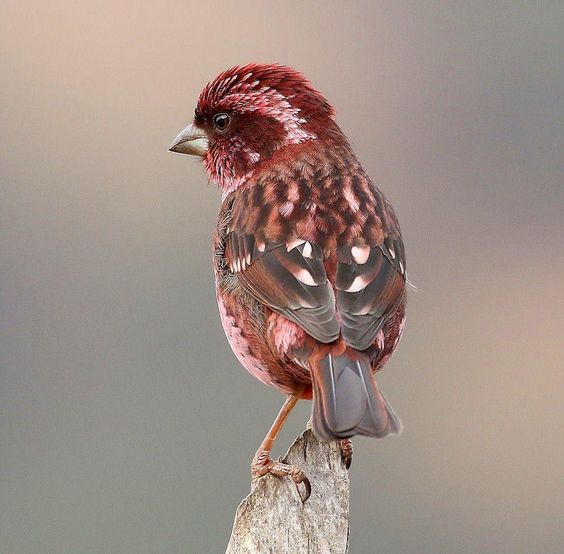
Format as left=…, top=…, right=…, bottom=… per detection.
left=310, top=352, right=402, bottom=441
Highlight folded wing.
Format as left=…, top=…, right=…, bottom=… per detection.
left=225, top=232, right=340, bottom=344
left=336, top=237, right=406, bottom=351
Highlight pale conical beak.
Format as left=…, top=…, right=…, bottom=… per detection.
left=168, top=124, right=209, bottom=157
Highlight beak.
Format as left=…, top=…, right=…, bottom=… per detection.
left=168, top=123, right=209, bottom=157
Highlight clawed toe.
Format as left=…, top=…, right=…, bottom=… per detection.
left=295, top=474, right=311, bottom=503
left=251, top=451, right=311, bottom=502
left=339, top=438, right=353, bottom=469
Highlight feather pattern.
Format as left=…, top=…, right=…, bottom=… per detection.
left=336, top=244, right=405, bottom=350
left=225, top=233, right=340, bottom=343
left=221, top=138, right=406, bottom=356
left=174, top=63, right=409, bottom=441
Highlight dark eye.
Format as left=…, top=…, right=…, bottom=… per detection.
left=213, top=113, right=231, bottom=132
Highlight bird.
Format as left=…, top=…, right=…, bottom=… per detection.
left=169, top=64, right=407, bottom=501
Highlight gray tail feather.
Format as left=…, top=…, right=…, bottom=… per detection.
left=311, top=352, right=402, bottom=441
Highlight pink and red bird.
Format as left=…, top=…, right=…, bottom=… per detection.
left=170, top=64, right=407, bottom=498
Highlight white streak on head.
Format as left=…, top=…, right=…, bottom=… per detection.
left=220, top=83, right=316, bottom=145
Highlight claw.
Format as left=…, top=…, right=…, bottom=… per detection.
left=251, top=453, right=311, bottom=502
left=296, top=475, right=311, bottom=503
left=339, top=438, right=353, bottom=469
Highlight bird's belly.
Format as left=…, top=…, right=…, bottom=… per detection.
left=216, top=291, right=273, bottom=386
left=215, top=281, right=314, bottom=394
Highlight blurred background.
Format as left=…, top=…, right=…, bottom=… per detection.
left=1, top=1, right=563, bottom=553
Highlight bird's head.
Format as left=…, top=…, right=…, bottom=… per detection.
left=169, top=63, right=337, bottom=194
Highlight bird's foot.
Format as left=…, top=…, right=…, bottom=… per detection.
left=251, top=450, right=311, bottom=502
left=339, top=438, right=353, bottom=469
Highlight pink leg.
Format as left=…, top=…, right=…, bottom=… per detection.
left=251, top=393, right=311, bottom=502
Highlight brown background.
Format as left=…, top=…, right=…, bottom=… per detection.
left=1, top=1, right=563, bottom=552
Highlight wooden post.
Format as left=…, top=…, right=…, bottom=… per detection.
left=226, top=429, right=350, bottom=554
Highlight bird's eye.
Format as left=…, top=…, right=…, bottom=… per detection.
left=213, top=113, right=231, bottom=132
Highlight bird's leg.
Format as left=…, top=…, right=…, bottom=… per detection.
left=251, top=392, right=311, bottom=502
left=339, top=438, right=353, bottom=469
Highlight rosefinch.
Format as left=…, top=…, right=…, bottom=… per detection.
left=170, top=64, right=406, bottom=500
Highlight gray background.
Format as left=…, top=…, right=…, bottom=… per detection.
left=1, top=1, right=563, bottom=553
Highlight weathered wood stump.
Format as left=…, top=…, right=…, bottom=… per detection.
left=226, top=429, right=350, bottom=554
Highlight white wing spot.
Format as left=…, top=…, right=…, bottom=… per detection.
left=286, top=238, right=305, bottom=251
left=295, top=268, right=317, bottom=286
left=351, top=245, right=370, bottom=264
left=346, top=275, right=368, bottom=293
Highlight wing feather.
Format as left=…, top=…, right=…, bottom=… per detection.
left=336, top=244, right=405, bottom=351
left=226, top=232, right=340, bottom=343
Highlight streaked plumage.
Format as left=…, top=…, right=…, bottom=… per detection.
left=170, top=64, right=407, bottom=493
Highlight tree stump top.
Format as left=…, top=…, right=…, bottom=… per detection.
left=226, top=430, right=350, bottom=554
